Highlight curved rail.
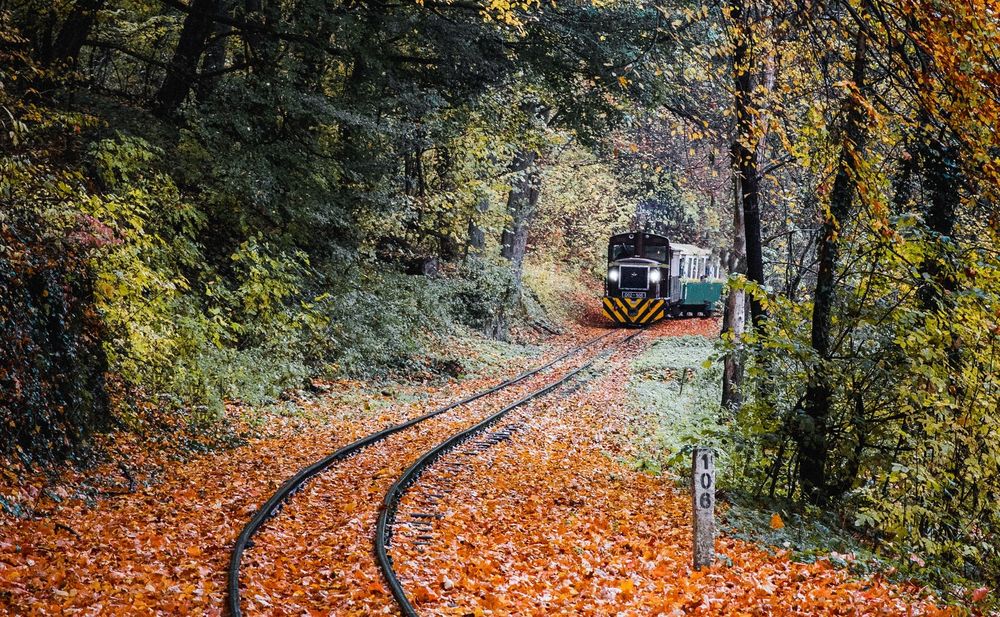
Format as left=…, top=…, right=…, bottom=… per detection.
left=227, top=330, right=615, bottom=617
left=374, top=330, right=641, bottom=617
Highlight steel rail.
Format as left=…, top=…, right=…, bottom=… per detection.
left=227, top=330, right=616, bottom=617
left=374, top=330, right=641, bottom=617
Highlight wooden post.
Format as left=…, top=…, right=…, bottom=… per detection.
left=692, top=447, right=715, bottom=570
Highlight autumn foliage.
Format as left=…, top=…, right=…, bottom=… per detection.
left=0, top=320, right=965, bottom=615
left=2, top=0, right=1000, bottom=609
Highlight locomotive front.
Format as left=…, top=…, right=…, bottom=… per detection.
left=602, top=232, right=673, bottom=326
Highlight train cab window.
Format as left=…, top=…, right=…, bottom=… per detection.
left=610, top=243, right=635, bottom=261
left=644, top=244, right=667, bottom=262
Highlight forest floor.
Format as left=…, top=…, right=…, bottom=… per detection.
left=0, top=318, right=956, bottom=616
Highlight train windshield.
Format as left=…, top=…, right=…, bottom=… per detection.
left=644, top=244, right=668, bottom=262
left=610, top=243, right=635, bottom=261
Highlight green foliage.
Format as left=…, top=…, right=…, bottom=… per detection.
left=0, top=36, right=110, bottom=461
left=445, top=257, right=520, bottom=333
left=522, top=260, right=592, bottom=325
left=75, top=136, right=326, bottom=417
left=720, top=496, right=892, bottom=579
left=80, top=133, right=508, bottom=413
left=310, top=271, right=451, bottom=376
left=728, top=219, right=1000, bottom=586
left=0, top=0, right=688, bottom=465
left=531, top=145, right=636, bottom=274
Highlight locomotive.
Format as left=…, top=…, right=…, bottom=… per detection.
left=602, top=231, right=724, bottom=326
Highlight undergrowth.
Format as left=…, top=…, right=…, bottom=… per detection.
left=523, top=259, right=595, bottom=325
left=623, top=336, right=887, bottom=570
left=624, top=333, right=987, bottom=612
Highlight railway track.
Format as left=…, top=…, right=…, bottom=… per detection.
left=375, top=330, right=641, bottom=617
left=228, top=329, right=628, bottom=616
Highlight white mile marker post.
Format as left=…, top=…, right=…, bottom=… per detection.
left=692, top=446, right=715, bottom=570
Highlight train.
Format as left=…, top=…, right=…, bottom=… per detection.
left=601, top=231, right=724, bottom=326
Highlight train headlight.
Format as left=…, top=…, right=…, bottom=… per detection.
left=608, top=268, right=619, bottom=282
left=649, top=269, right=662, bottom=283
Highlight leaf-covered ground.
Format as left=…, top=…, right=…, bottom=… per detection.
left=0, top=328, right=598, bottom=615
left=388, top=322, right=954, bottom=616
left=0, top=319, right=953, bottom=615
left=238, top=327, right=629, bottom=614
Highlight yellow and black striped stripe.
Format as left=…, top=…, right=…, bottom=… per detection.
left=602, top=297, right=666, bottom=326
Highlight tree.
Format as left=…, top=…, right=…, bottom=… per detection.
left=722, top=181, right=748, bottom=409
left=500, top=147, right=542, bottom=279
left=155, top=0, right=223, bottom=114
left=797, top=26, right=868, bottom=503
left=729, top=0, right=768, bottom=326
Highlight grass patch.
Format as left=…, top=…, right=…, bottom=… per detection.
left=625, top=335, right=728, bottom=478
left=431, top=329, right=546, bottom=379
left=721, top=496, right=885, bottom=572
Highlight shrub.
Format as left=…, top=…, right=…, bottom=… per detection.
left=0, top=206, right=110, bottom=461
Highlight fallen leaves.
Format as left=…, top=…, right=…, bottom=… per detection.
left=239, top=326, right=623, bottom=615
left=0, top=318, right=956, bottom=616
left=0, top=329, right=596, bottom=615
left=387, top=327, right=953, bottom=617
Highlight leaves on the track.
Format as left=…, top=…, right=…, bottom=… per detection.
left=239, top=327, right=621, bottom=615
left=0, top=320, right=952, bottom=615
left=0, top=341, right=557, bottom=615
left=388, top=322, right=953, bottom=616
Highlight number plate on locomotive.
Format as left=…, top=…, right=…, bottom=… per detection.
left=622, top=291, right=646, bottom=299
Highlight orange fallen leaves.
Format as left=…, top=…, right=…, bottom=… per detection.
left=0, top=328, right=599, bottom=616
left=387, top=326, right=953, bottom=617
left=239, top=326, right=623, bottom=615
left=648, top=316, right=722, bottom=338
left=0, top=319, right=955, bottom=616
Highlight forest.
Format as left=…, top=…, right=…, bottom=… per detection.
left=1, top=0, right=999, bottom=613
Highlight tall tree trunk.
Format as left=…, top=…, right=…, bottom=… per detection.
left=433, top=146, right=461, bottom=262
left=51, top=0, right=105, bottom=68
left=918, top=135, right=970, bottom=523
left=494, top=148, right=541, bottom=340
left=730, top=0, right=766, bottom=326
left=919, top=139, right=960, bottom=311
left=725, top=1, right=773, bottom=408
left=196, top=1, right=231, bottom=100
left=241, top=0, right=281, bottom=70
left=466, top=197, right=489, bottom=257
left=722, top=180, right=747, bottom=410
left=920, top=136, right=965, bottom=396
left=798, top=29, right=868, bottom=504
left=154, top=0, right=221, bottom=115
